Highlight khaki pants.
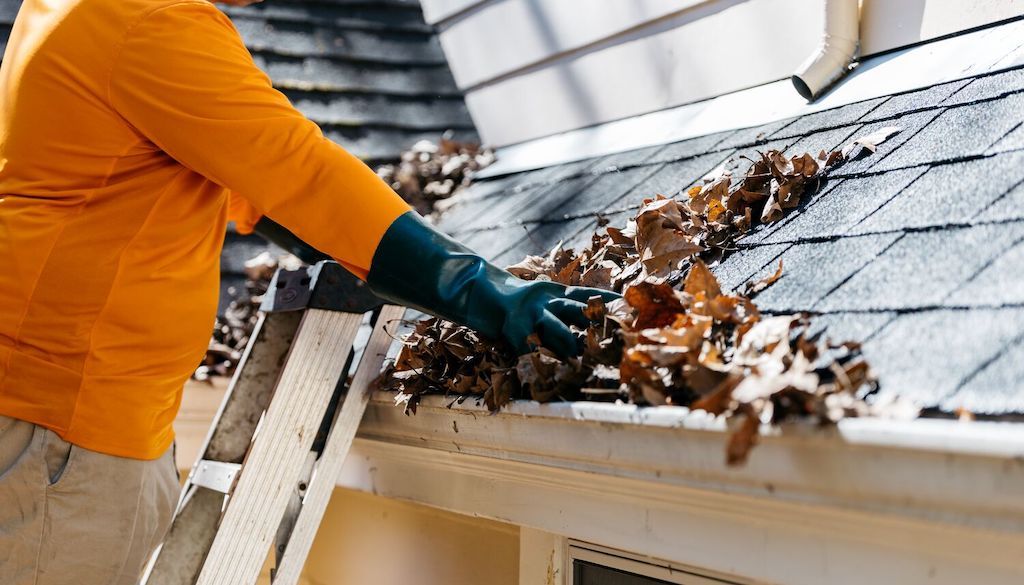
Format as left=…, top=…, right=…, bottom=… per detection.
left=0, top=415, right=179, bottom=585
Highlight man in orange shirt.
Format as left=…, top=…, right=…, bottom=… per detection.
left=0, top=0, right=612, bottom=582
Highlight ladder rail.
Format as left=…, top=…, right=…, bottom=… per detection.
left=142, top=309, right=304, bottom=585
left=196, top=308, right=363, bottom=585
left=142, top=261, right=392, bottom=585
left=271, top=304, right=405, bottom=584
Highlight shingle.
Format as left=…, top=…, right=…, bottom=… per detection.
left=615, top=154, right=730, bottom=207
left=945, top=235, right=1024, bottom=307
left=503, top=166, right=570, bottom=191
left=943, top=336, right=1024, bottom=414
left=721, top=139, right=795, bottom=174
left=784, top=124, right=863, bottom=157
left=852, top=152, right=1024, bottom=234
left=533, top=166, right=662, bottom=221
left=863, top=308, right=1024, bottom=409
left=531, top=157, right=605, bottom=184
left=461, top=223, right=532, bottom=260
left=750, top=233, right=901, bottom=312
left=512, top=174, right=606, bottom=223
left=987, top=121, right=1024, bottom=153
left=977, top=182, right=1024, bottom=222
left=736, top=174, right=844, bottom=246
left=287, top=90, right=471, bottom=129
left=457, top=174, right=520, bottom=201
left=859, top=80, right=972, bottom=122
left=873, top=93, right=1024, bottom=170
left=942, top=66, right=1024, bottom=105
left=221, top=3, right=431, bottom=33
left=491, top=216, right=596, bottom=266
left=446, top=185, right=547, bottom=232
left=234, top=19, right=445, bottom=64
left=805, top=311, right=896, bottom=345
left=320, top=125, right=478, bottom=164
left=251, top=54, right=460, bottom=96
left=837, top=109, right=945, bottom=175
left=763, top=168, right=926, bottom=243
left=590, top=145, right=665, bottom=171
left=770, top=98, right=885, bottom=138
left=711, top=244, right=790, bottom=293
left=728, top=118, right=799, bottom=146
left=819, top=223, right=1024, bottom=311
left=644, top=131, right=736, bottom=165
left=803, top=311, right=898, bottom=371
left=734, top=220, right=780, bottom=245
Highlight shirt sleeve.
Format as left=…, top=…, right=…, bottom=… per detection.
left=226, top=192, right=261, bottom=236
left=107, top=1, right=411, bottom=279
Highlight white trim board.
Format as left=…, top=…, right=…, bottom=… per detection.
left=350, top=393, right=1024, bottom=533
left=337, top=438, right=1024, bottom=585
left=476, top=18, right=1024, bottom=179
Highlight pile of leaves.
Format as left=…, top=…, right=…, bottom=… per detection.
left=381, top=128, right=912, bottom=465
left=376, top=135, right=496, bottom=216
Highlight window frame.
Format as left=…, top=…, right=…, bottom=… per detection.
left=566, top=541, right=748, bottom=585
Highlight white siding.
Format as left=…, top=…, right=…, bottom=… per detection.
left=461, top=0, right=823, bottom=146
left=434, top=0, right=707, bottom=89
left=861, top=0, right=1024, bottom=55
left=421, top=0, right=1024, bottom=146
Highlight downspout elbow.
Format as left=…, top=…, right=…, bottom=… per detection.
left=792, top=0, right=860, bottom=101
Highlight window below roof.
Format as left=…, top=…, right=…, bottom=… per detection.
left=569, top=543, right=749, bottom=585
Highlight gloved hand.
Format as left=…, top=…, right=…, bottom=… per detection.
left=366, top=212, right=619, bottom=358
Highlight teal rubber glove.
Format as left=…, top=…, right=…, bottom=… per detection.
left=367, top=212, right=619, bottom=358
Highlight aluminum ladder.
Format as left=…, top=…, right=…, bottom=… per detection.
left=142, top=261, right=403, bottom=585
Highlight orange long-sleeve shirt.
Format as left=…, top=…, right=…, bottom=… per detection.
left=0, top=0, right=411, bottom=459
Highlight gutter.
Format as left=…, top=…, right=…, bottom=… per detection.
left=353, top=393, right=1024, bottom=532
left=792, top=0, right=860, bottom=100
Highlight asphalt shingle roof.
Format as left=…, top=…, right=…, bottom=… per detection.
left=442, top=64, right=1024, bottom=417
left=220, top=0, right=475, bottom=164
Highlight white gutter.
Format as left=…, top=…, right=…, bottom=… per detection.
left=353, top=393, right=1024, bottom=533
left=792, top=0, right=861, bottom=100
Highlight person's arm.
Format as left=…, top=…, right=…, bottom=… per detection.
left=109, top=2, right=615, bottom=356
left=109, top=2, right=407, bottom=279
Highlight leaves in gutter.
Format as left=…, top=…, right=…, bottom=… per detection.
left=381, top=129, right=917, bottom=466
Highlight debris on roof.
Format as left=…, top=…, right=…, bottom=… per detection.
left=434, top=65, right=1024, bottom=421
left=381, top=133, right=917, bottom=465
left=376, top=136, right=495, bottom=216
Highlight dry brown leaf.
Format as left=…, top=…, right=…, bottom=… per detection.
left=841, top=126, right=902, bottom=158
left=625, top=281, right=688, bottom=329
left=683, top=259, right=722, bottom=300
left=745, top=260, right=784, bottom=296
left=726, top=407, right=761, bottom=466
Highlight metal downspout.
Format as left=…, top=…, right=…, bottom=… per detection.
left=792, top=0, right=860, bottom=100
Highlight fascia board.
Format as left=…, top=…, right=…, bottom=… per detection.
left=353, top=392, right=1024, bottom=533
left=338, top=436, right=1024, bottom=585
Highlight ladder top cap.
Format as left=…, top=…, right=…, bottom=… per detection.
left=262, top=261, right=384, bottom=314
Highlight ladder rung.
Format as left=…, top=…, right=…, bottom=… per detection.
left=190, top=460, right=242, bottom=494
